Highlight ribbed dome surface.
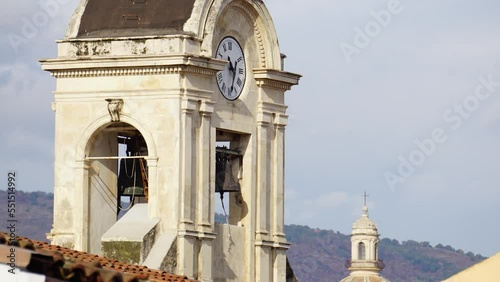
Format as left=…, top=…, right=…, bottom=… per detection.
left=352, top=206, right=378, bottom=234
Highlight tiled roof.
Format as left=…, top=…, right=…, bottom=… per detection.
left=0, top=232, right=197, bottom=282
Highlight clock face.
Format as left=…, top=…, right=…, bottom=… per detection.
left=215, top=37, right=246, bottom=101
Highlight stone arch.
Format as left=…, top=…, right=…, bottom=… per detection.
left=200, top=0, right=281, bottom=69
left=76, top=114, right=157, bottom=159
left=75, top=114, right=157, bottom=254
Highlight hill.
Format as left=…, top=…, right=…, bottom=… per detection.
left=0, top=190, right=485, bottom=281
left=0, top=190, right=53, bottom=240
left=285, top=224, right=484, bottom=282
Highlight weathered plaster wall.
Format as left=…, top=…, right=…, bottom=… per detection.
left=89, top=130, right=118, bottom=254
left=213, top=224, right=245, bottom=282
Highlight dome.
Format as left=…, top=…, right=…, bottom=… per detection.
left=352, top=206, right=378, bottom=235
left=68, top=0, right=196, bottom=38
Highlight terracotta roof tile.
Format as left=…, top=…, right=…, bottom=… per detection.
left=0, top=232, right=197, bottom=282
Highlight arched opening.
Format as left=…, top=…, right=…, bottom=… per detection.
left=374, top=242, right=378, bottom=260
left=358, top=242, right=366, bottom=260
left=85, top=122, right=149, bottom=254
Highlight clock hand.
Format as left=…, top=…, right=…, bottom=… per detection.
left=227, top=56, right=234, bottom=72
left=230, top=60, right=238, bottom=93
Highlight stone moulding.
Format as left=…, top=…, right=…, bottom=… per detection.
left=48, top=66, right=218, bottom=78
left=253, top=69, right=302, bottom=91
left=40, top=55, right=227, bottom=78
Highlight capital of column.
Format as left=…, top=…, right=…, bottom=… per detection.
left=256, top=111, right=273, bottom=125
left=75, top=159, right=90, bottom=169
left=182, top=98, right=198, bottom=113
left=144, top=156, right=159, bottom=167
left=200, top=101, right=215, bottom=115
left=273, top=113, right=288, bottom=127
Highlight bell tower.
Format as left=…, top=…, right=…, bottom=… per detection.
left=341, top=194, right=390, bottom=282
left=40, top=0, right=300, bottom=281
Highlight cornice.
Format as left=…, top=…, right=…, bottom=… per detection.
left=40, top=55, right=226, bottom=78
left=258, top=101, right=288, bottom=114
left=48, top=66, right=217, bottom=78
left=253, top=68, right=301, bottom=90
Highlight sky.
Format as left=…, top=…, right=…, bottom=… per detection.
left=1, top=0, right=500, bottom=257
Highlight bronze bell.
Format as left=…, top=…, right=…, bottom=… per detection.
left=118, top=157, right=145, bottom=197
left=215, top=147, right=242, bottom=194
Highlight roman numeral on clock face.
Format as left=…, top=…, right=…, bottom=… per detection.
left=236, top=77, right=243, bottom=87
left=228, top=41, right=233, bottom=51
left=239, top=68, right=244, bottom=75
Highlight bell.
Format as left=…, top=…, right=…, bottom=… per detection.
left=215, top=147, right=242, bottom=194
left=122, top=186, right=144, bottom=196
left=118, top=158, right=145, bottom=197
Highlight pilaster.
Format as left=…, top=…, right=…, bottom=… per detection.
left=273, top=248, right=288, bottom=282
left=197, top=101, right=215, bottom=233
left=177, top=231, right=198, bottom=279
left=75, top=159, right=90, bottom=252
left=255, top=245, right=271, bottom=282
left=180, top=98, right=197, bottom=230
left=272, top=114, right=288, bottom=242
left=145, top=157, right=159, bottom=218
left=197, top=232, right=217, bottom=282
left=256, top=111, right=272, bottom=239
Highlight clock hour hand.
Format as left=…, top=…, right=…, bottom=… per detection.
left=227, top=56, right=234, bottom=72
left=230, top=60, right=238, bottom=93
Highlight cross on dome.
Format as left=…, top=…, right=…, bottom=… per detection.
left=362, top=191, right=369, bottom=215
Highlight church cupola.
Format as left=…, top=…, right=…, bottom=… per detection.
left=340, top=193, right=390, bottom=282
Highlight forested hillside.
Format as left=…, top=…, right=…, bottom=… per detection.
left=0, top=190, right=485, bottom=282
left=285, top=225, right=484, bottom=282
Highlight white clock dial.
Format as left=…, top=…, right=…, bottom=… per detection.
left=215, top=36, right=246, bottom=100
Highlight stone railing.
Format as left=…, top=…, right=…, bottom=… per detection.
left=345, top=259, right=385, bottom=270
